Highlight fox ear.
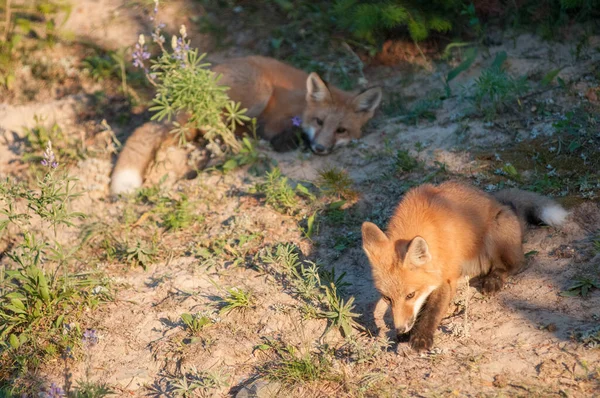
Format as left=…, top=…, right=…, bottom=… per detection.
left=353, top=87, right=382, bottom=113
left=362, top=222, right=389, bottom=262
left=405, top=236, right=431, bottom=267
left=306, top=73, right=332, bottom=103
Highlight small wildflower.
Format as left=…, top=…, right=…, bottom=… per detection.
left=83, top=329, right=99, bottom=346
left=152, top=30, right=165, bottom=45
left=171, top=36, right=190, bottom=66
left=42, top=383, right=65, bottom=398
left=291, top=116, right=302, bottom=127
left=180, top=24, right=187, bottom=39
left=153, top=0, right=159, bottom=14
left=41, top=141, right=58, bottom=168
left=132, top=40, right=151, bottom=69
left=62, top=346, right=74, bottom=360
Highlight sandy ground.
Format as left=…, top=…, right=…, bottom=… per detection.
left=1, top=1, right=599, bottom=396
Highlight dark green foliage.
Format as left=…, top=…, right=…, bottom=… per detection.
left=333, top=0, right=461, bottom=43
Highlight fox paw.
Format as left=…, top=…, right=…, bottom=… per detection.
left=409, top=332, right=434, bottom=351
left=482, top=273, right=504, bottom=294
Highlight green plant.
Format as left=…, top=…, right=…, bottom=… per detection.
left=0, top=141, right=109, bottom=391
left=560, top=277, right=600, bottom=298
left=170, top=367, right=228, bottom=397
left=82, top=53, right=118, bottom=81
left=319, top=283, right=361, bottom=338
left=23, top=115, right=84, bottom=166
left=134, top=14, right=249, bottom=153
left=333, top=0, right=459, bottom=44
left=394, top=149, right=419, bottom=172
left=260, top=244, right=361, bottom=337
left=221, top=125, right=274, bottom=175
left=317, top=166, right=357, bottom=200
left=258, top=340, right=333, bottom=385
left=0, top=0, right=72, bottom=89
left=180, top=313, right=212, bottom=335
left=470, top=52, right=529, bottom=119
left=219, top=287, right=254, bottom=315
left=123, top=240, right=157, bottom=270
left=255, top=167, right=300, bottom=214
left=154, top=194, right=201, bottom=231
left=71, top=381, right=114, bottom=397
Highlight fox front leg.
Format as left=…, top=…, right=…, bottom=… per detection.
left=409, top=281, right=454, bottom=351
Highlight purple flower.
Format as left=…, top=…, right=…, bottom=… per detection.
left=151, top=31, right=165, bottom=45
left=132, top=42, right=151, bottom=69
left=41, top=141, right=58, bottom=168
left=83, top=329, right=99, bottom=346
left=291, top=116, right=302, bottom=127
left=42, top=383, right=65, bottom=398
left=172, top=37, right=189, bottom=63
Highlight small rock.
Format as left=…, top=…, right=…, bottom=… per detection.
left=493, top=373, right=508, bottom=388
left=236, top=379, right=282, bottom=398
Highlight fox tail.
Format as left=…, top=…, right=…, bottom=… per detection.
left=492, top=188, right=568, bottom=228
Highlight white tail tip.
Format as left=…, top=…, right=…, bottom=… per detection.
left=110, top=168, right=142, bottom=195
left=540, top=205, right=568, bottom=227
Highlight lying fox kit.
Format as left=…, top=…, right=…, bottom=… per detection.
left=362, top=181, right=568, bottom=351
left=110, top=55, right=382, bottom=195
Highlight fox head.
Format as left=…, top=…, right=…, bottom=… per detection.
left=361, top=222, right=442, bottom=335
left=302, top=73, right=382, bottom=155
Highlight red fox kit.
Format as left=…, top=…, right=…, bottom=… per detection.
left=362, top=181, right=567, bottom=351
left=110, top=55, right=382, bottom=195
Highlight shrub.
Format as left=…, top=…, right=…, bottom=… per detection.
left=333, top=0, right=462, bottom=43
left=0, top=142, right=110, bottom=393
left=132, top=3, right=250, bottom=155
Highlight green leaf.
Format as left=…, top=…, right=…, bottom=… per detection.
left=559, top=289, right=581, bottom=297
left=10, top=298, right=26, bottom=311
left=541, top=68, right=563, bottom=87
left=491, top=51, right=507, bottom=70
left=328, top=200, right=346, bottom=210
left=9, top=334, right=20, bottom=349
left=446, top=47, right=478, bottom=84
left=181, top=313, right=193, bottom=325
left=581, top=284, right=589, bottom=297
left=54, top=314, right=65, bottom=329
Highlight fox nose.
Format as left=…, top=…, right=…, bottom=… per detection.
left=312, top=144, right=327, bottom=155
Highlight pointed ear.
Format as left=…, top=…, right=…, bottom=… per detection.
left=306, top=72, right=332, bottom=103
left=405, top=236, right=431, bottom=267
left=352, top=87, right=382, bottom=113
left=361, top=221, right=388, bottom=261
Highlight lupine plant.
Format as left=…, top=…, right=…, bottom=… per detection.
left=131, top=0, right=250, bottom=154
left=0, top=142, right=109, bottom=393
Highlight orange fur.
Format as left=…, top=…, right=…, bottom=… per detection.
left=110, top=56, right=382, bottom=195
left=362, top=181, right=567, bottom=351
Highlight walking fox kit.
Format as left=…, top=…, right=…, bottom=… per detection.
left=110, top=55, right=382, bottom=195
left=362, top=181, right=568, bottom=351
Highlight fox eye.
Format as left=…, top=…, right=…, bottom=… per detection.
left=314, top=117, right=324, bottom=126
left=406, top=292, right=416, bottom=300
left=381, top=295, right=391, bottom=304
left=336, top=127, right=346, bottom=134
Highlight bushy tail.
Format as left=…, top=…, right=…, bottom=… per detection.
left=492, top=188, right=568, bottom=228
left=110, top=122, right=170, bottom=196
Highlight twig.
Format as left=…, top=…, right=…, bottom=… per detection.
left=463, top=275, right=471, bottom=338
left=3, top=0, right=11, bottom=42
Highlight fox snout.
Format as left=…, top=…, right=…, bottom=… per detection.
left=310, top=143, right=331, bottom=155
left=394, top=317, right=415, bottom=336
